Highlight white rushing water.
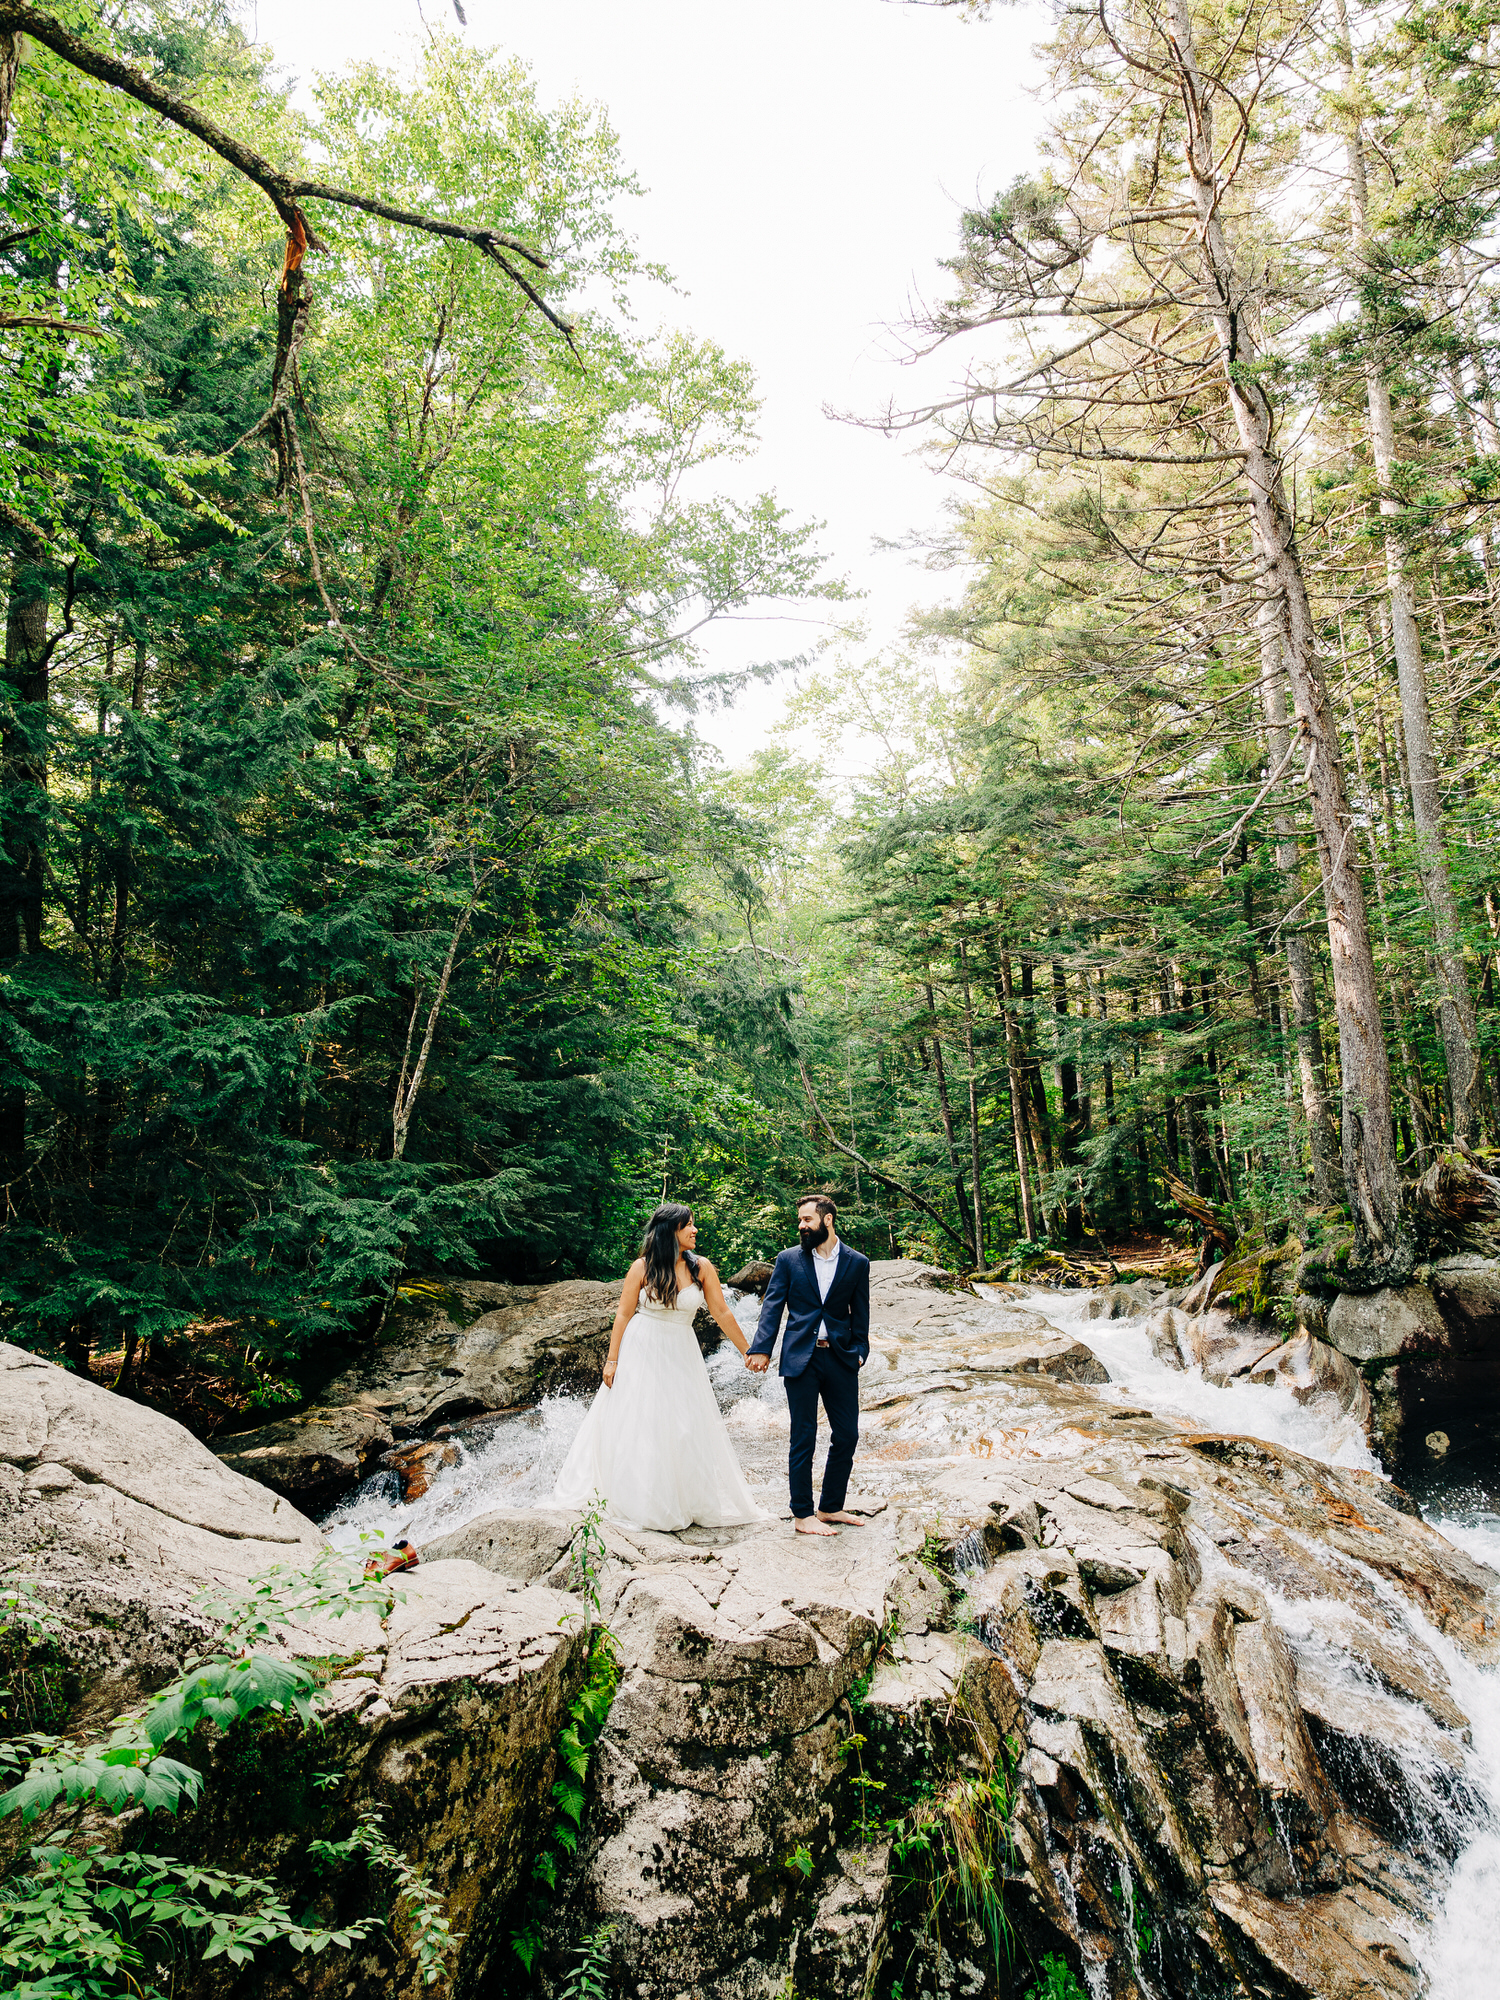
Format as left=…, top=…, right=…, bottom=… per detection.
left=322, top=1309, right=783, bottom=1554
left=1041, top=1281, right=1500, bottom=1998
left=324, top=1274, right=1500, bottom=1995
left=1415, top=1507, right=1500, bottom=1994
left=1025, top=1283, right=1383, bottom=1474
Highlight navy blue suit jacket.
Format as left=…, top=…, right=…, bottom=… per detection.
left=749, top=1243, right=870, bottom=1379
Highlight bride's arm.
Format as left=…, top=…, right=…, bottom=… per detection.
left=602, top=1259, right=645, bottom=1386
left=696, top=1260, right=749, bottom=1356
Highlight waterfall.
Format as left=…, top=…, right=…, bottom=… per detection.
left=1058, top=1284, right=1500, bottom=1998
left=320, top=1271, right=1500, bottom=1994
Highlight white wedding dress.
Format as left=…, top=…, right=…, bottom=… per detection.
left=552, top=1283, right=764, bottom=1531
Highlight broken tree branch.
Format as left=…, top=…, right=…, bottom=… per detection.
left=0, top=4, right=576, bottom=344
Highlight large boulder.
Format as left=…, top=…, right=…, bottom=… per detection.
left=0, top=1341, right=324, bottom=1707
left=215, top=1277, right=623, bottom=1508
left=432, top=1269, right=1498, bottom=2000
left=213, top=1404, right=395, bottom=1514
left=1326, top=1283, right=1448, bottom=1365
left=1424, top=1254, right=1500, bottom=1429
left=1246, top=1328, right=1371, bottom=1424
left=1326, top=1281, right=1471, bottom=1454
left=162, top=1559, right=586, bottom=2000
left=0, top=1341, right=588, bottom=2000
left=1081, top=1277, right=1166, bottom=1320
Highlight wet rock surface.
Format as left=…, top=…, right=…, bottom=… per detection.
left=1, top=1340, right=588, bottom=1999
left=14, top=1260, right=1500, bottom=2000
left=214, top=1278, right=622, bottom=1505
left=213, top=1403, right=396, bottom=1513
left=1327, top=1261, right=1500, bottom=1456
left=419, top=1265, right=1500, bottom=2000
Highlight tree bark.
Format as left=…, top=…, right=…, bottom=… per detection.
left=2, top=552, right=47, bottom=954
left=1052, top=955, right=1083, bottom=1243
left=1332, top=0, right=1483, bottom=1142
left=997, top=949, right=1040, bottom=1241
left=91, top=637, right=145, bottom=1177
left=956, top=936, right=986, bottom=1265
left=1169, top=0, right=1407, bottom=1272
left=0, top=26, right=20, bottom=150
left=0, top=553, right=47, bottom=1186
left=1255, top=597, right=1339, bottom=1202
left=922, top=979, right=977, bottom=1261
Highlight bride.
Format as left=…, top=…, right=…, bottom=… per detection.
left=553, top=1203, right=765, bottom=1531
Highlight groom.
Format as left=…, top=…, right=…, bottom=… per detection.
left=746, top=1194, right=870, bottom=1536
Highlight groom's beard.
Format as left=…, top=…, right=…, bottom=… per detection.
left=798, top=1223, right=828, bottom=1251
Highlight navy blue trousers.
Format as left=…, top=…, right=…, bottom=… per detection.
left=785, top=1346, right=860, bottom=1518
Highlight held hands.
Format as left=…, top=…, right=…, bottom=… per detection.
left=745, top=1353, right=769, bottom=1373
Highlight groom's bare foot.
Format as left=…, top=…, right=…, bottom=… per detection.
left=816, top=1510, right=865, bottom=1526
left=794, top=1515, right=839, bottom=1536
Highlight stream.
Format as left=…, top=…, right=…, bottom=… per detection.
left=323, top=1280, right=1500, bottom=1996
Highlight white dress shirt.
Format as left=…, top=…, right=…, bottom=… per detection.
left=812, top=1235, right=840, bottom=1341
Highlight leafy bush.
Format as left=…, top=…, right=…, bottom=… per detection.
left=0, top=1845, right=385, bottom=1999
left=0, top=1547, right=452, bottom=1996
left=558, top=1920, right=616, bottom=2000
left=1025, top=1953, right=1088, bottom=2000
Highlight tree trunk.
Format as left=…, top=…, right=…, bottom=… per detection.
left=1332, top=0, right=1483, bottom=1143
left=923, top=979, right=977, bottom=1261
left=1052, top=955, right=1083, bottom=1243
left=1170, top=0, right=1406, bottom=1272
left=1255, top=598, right=1339, bottom=1202
left=956, top=937, right=986, bottom=1265
left=92, top=638, right=146, bottom=1177
left=2, top=551, right=47, bottom=955
left=0, top=29, right=21, bottom=151
left=1344, top=672, right=1431, bottom=1163
left=1016, top=948, right=1048, bottom=1168
left=0, top=552, right=47, bottom=1185
left=996, top=950, right=1039, bottom=1242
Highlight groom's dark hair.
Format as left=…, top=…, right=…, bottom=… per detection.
left=799, top=1193, right=838, bottom=1223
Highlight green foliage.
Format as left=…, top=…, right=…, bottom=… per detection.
left=1110, top=1874, right=1154, bottom=1961
left=0, top=1583, right=72, bottom=1737
left=839, top=1693, right=1018, bottom=1993
left=0, top=1843, right=387, bottom=2000
left=309, top=1808, right=456, bottom=1990
left=560, top=1491, right=611, bottom=1630
left=1024, top=1953, right=1089, bottom=2000
left=510, top=1624, right=622, bottom=1975
left=558, top=1919, right=616, bottom=1999
left=0, top=1548, right=443, bottom=1999
left=0, top=1544, right=397, bottom=1823
left=1, top=14, right=834, bottom=1386
left=785, top=1843, right=815, bottom=1879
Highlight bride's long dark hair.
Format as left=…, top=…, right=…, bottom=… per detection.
left=641, top=1202, right=698, bottom=1306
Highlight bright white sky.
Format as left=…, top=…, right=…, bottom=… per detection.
left=242, top=0, right=1042, bottom=764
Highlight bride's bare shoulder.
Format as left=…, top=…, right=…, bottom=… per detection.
left=695, top=1256, right=718, bottom=1282
left=625, top=1255, right=646, bottom=1278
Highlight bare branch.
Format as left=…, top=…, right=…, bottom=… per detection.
left=0, top=3, right=575, bottom=343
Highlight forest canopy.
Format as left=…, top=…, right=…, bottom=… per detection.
left=5, top=0, right=1500, bottom=1408
left=0, top=1, right=838, bottom=1396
